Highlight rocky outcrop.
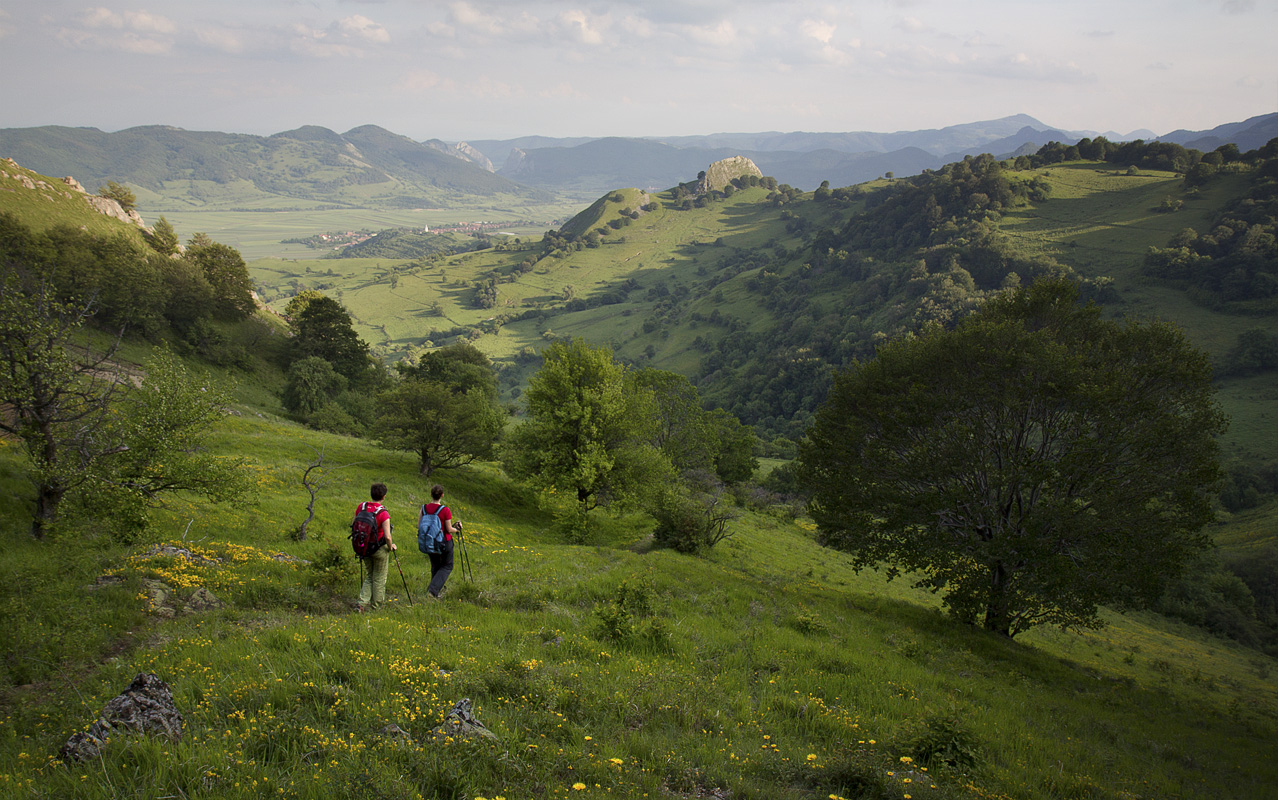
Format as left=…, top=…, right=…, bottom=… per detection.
left=430, top=698, right=498, bottom=743
left=59, top=673, right=184, bottom=762
left=699, top=156, right=763, bottom=194
left=503, top=148, right=530, bottom=176
left=84, top=193, right=146, bottom=226
left=1, top=157, right=147, bottom=228
left=454, top=142, right=495, bottom=172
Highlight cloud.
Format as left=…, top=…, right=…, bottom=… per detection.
left=282, top=13, right=392, bottom=58
left=336, top=15, right=390, bottom=44
left=57, top=7, right=178, bottom=55
left=196, top=26, right=245, bottom=54
left=82, top=8, right=176, bottom=34
left=1220, top=0, right=1256, bottom=13
left=896, top=16, right=930, bottom=34
left=684, top=19, right=739, bottom=47
left=800, top=19, right=836, bottom=44
left=395, top=70, right=449, bottom=93
left=556, top=10, right=605, bottom=45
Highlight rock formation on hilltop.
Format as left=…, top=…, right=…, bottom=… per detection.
left=1, top=158, right=147, bottom=228
left=699, top=156, right=763, bottom=194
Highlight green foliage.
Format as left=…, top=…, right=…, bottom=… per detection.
left=908, top=714, right=982, bottom=769
left=802, top=278, right=1226, bottom=636
left=593, top=576, right=671, bottom=652
left=183, top=233, right=257, bottom=320
left=289, top=294, right=372, bottom=384
left=77, top=349, right=250, bottom=540
left=307, top=542, right=358, bottom=590
left=145, top=215, right=180, bottom=256
left=97, top=180, right=136, bottom=213
left=0, top=271, right=127, bottom=537
left=651, top=477, right=739, bottom=554
left=0, top=212, right=170, bottom=337
left=1220, top=328, right=1278, bottom=377
left=0, top=407, right=1275, bottom=800
left=632, top=368, right=757, bottom=483
left=374, top=381, right=503, bottom=475
left=283, top=356, right=349, bottom=417
left=503, top=338, right=674, bottom=511
left=1141, top=145, right=1278, bottom=309
left=377, top=343, right=504, bottom=475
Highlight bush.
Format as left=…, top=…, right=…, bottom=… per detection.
left=909, top=714, right=982, bottom=769
left=651, top=488, right=737, bottom=553
left=593, top=576, right=671, bottom=652
left=307, top=543, right=356, bottom=591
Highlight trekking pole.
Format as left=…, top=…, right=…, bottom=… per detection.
left=457, top=525, right=474, bottom=583
left=392, top=549, right=415, bottom=606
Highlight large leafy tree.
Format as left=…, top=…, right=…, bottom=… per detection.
left=375, top=381, right=503, bottom=476
left=0, top=271, right=246, bottom=538
left=504, top=338, right=671, bottom=511
left=801, top=279, right=1225, bottom=637
left=289, top=294, right=371, bottom=383
left=183, top=234, right=256, bottom=320
left=376, top=342, right=504, bottom=476
left=84, top=349, right=249, bottom=536
left=0, top=274, right=126, bottom=537
left=632, top=368, right=758, bottom=483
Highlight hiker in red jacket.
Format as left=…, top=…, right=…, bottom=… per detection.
left=356, top=482, right=395, bottom=611
left=420, top=483, right=460, bottom=598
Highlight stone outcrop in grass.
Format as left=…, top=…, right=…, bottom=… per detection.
left=59, top=673, right=184, bottom=763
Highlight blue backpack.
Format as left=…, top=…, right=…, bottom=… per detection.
left=417, top=505, right=446, bottom=554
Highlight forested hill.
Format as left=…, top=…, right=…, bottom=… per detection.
left=420, top=136, right=1276, bottom=483
left=0, top=124, right=548, bottom=211
left=686, top=138, right=1278, bottom=446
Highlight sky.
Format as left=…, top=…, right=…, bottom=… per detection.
left=1, top=0, right=1275, bottom=143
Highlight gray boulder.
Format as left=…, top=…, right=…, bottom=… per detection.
left=60, top=673, right=184, bottom=762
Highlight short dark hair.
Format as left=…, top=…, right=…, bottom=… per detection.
left=371, top=482, right=387, bottom=501
left=430, top=484, right=445, bottom=501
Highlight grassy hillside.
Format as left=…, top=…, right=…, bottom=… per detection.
left=0, top=403, right=1275, bottom=800
left=0, top=159, right=149, bottom=241
left=238, top=158, right=1278, bottom=462
left=0, top=125, right=551, bottom=213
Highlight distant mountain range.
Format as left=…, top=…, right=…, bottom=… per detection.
left=0, top=124, right=549, bottom=210
left=2, top=113, right=1274, bottom=208
left=466, top=113, right=1278, bottom=195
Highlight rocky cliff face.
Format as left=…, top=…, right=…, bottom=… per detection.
left=503, top=147, right=530, bottom=176
left=699, top=156, right=763, bottom=194
left=423, top=139, right=496, bottom=172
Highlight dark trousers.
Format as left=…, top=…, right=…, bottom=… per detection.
left=428, top=542, right=454, bottom=597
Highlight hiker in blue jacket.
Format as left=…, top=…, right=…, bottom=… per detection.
left=419, top=483, right=460, bottom=598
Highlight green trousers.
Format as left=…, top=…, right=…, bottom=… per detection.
left=358, top=547, right=390, bottom=609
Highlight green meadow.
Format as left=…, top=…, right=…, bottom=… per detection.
left=1, top=407, right=1275, bottom=800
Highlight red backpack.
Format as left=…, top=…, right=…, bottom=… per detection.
left=349, top=502, right=386, bottom=557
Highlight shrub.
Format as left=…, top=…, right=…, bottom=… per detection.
left=651, top=487, right=737, bottom=554
left=909, top=714, right=982, bottom=769
left=308, top=543, right=356, bottom=591
left=593, top=576, right=671, bottom=652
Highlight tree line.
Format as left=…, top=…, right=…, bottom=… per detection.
left=0, top=212, right=255, bottom=539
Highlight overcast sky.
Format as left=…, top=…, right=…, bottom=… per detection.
left=1, top=1, right=1274, bottom=142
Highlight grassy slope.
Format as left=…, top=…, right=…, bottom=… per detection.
left=0, top=163, right=149, bottom=241
left=0, top=406, right=1274, bottom=800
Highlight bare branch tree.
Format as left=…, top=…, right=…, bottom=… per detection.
left=295, top=447, right=361, bottom=541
